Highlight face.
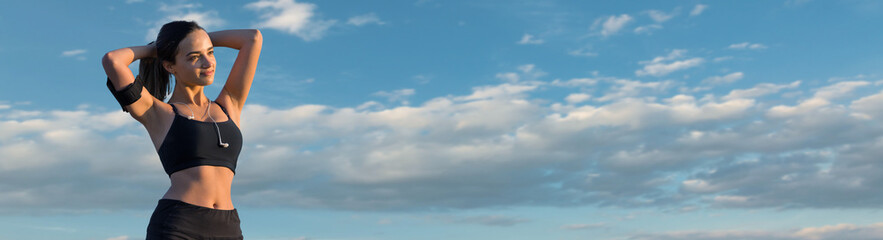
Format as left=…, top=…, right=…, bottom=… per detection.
left=164, top=29, right=216, bottom=87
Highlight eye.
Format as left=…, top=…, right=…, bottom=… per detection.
left=208, top=50, right=214, bottom=55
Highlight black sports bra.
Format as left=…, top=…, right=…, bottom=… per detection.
left=157, top=101, right=243, bottom=176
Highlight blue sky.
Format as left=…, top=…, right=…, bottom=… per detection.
left=2, top=0, right=883, bottom=239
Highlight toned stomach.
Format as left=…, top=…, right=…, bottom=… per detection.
left=162, top=166, right=236, bottom=210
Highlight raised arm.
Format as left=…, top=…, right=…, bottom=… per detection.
left=101, top=44, right=161, bottom=120
left=210, top=29, right=263, bottom=113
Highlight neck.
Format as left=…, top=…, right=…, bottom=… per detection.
left=168, top=81, right=209, bottom=105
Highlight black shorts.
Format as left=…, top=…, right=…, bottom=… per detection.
left=146, top=199, right=243, bottom=240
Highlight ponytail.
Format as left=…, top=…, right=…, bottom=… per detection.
left=138, top=55, right=171, bottom=101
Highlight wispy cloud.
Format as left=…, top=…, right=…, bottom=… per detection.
left=629, top=222, right=883, bottom=240
left=61, top=49, right=86, bottom=57
left=703, top=72, right=744, bottom=85
left=517, top=34, right=544, bottom=45
left=690, top=4, right=709, bottom=16
left=645, top=9, right=676, bottom=23
left=373, top=88, right=415, bottom=105
left=593, top=14, right=633, bottom=37
left=634, top=24, right=663, bottom=35
left=729, top=42, right=768, bottom=50
left=568, top=44, right=598, bottom=57
left=425, top=215, right=530, bottom=227
left=562, top=223, right=607, bottom=230
left=635, top=49, right=705, bottom=77
left=634, top=8, right=676, bottom=35
left=145, top=3, right=225, bottom=41
left=347, top=13, right=385, bottom=26
left=723, top=80, right=800, bottom=100
left=61, top=49, right=87, bottom=61
left=246, top=0, right=336, bottom=41
left=565, top=93, right=591, bottom=104
left=714, top=56, right=734, bottom=62
left=494, top=64, right=547, bottom=83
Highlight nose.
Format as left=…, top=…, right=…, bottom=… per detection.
left=201, top=57, right=214, bottom=68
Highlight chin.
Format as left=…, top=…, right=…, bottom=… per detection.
left=201, top=77, right=215, bottom=85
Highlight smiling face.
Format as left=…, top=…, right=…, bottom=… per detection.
left=163, top=29, right=216, bottom=87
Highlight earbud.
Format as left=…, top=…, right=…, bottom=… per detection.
left=175, top=101, right=231, bottom=148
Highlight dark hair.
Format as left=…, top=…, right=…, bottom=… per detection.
left=138, top=21, right=204, bottom=101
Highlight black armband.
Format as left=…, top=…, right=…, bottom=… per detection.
left=106, top=77, right=143, bottom=113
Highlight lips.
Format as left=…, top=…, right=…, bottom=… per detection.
left=202, top=70, right=215, bottom=76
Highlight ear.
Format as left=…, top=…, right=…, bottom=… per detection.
left=162, top=60, right=175, bottom=74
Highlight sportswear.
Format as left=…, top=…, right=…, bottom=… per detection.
left=157, top=101, right=242, bottom=176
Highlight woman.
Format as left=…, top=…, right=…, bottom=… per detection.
left=101, top=21, right=262, bottom=239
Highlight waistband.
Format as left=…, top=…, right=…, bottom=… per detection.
left=158, top=198, right=237, bottom=212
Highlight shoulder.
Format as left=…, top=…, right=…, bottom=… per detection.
left=214, top=95, right=242, bottom=126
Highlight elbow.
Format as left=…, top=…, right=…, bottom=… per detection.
left=101, top=52, right=116, bottom=69
left=251, top=29, right=263, bottom=44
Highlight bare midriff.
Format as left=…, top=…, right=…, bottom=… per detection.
left=162, top=165, right=235, bottom=210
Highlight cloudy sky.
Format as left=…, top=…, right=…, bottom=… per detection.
left=2, top=0, right=883, bottom=239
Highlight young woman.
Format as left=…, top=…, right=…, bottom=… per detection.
left=101, top=21, right=261, bottom=239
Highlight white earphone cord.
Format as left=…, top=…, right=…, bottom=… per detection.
left=173, top=100, right=229, bottom=148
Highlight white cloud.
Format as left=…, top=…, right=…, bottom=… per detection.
left=246, top=0, right=336, bottom=41
left=729, top=42, right=768, bottom=50
left=413, top=74, right=432, bottom=84
left=347, top=13, right=385, bottom=26
left=105, top=236, right=129, bottom=240
left=561, top=223, right=606, bottom=230
left=373, top=89, right=416, bottom=105
left=713, top=56, right=734, bottom=62
left=424, top=215, right=530, bottom=227
left=636, top=49, right=705, bottom=77
left=645, top=10, right=675, bottom=23
left=634, top=24, right=663, bottom=35
left=594, top=14, right=633, bottom=37
left=61, top=49, right=87, bottom=61
left=494, top=64, right=546, bottom=83
left=703, top=72, right=744, bottom=85
left=812, top=81, right=870, bottom=100
left=764, top=81, right=869, bottom=119
left=630, top=222, right=883, bottom=240
left=633, top=9, right=677, bottom=35
left=550, top=78, right=599, bottom=87
left=850, top=90, right=883, bottom=120
left=723, top=81, right=801, bottom=100
left=597, top=79, right=675, bottom=101
left=565, top=93, right=591, bottom=104
left=568, top=47, right=598, bottom=57
left=125, top=0, right=143, bottom=3
left=146, top=3, right=225, bottom=41
left=496, top=72, right=520, bottom=82
left=681, top=179, right=722, bottom=193
left=690, top=4, right=709, bottom=16
left=457, top=83, right=538, bottom=101
left=713, top=195, right=750, bottom=205
left=61, top=49, right=86, bottom=57
left=517, top=34, right=544, bottom=45
left=4, top=68, right=883, bottom=213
